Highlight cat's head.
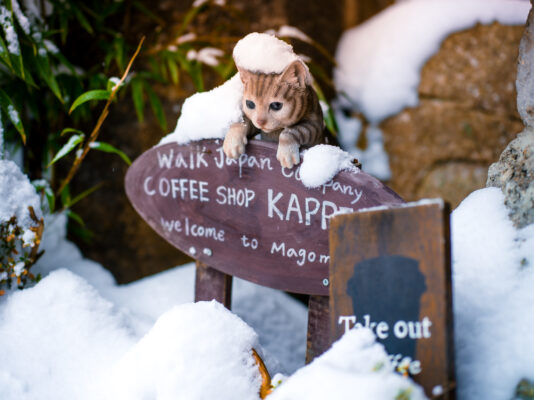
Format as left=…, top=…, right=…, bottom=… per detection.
left=238, top=60, right=309, bottom=133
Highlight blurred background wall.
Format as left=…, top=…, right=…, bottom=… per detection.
left=67, top=0, right=523, bottom=282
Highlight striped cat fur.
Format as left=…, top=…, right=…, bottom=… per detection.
left=223, top=60, right=325, bottom=168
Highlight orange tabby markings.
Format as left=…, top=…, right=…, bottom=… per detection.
left=223, top=58, right=325, bottom=168
left=223, top=123, right=248, bottom=159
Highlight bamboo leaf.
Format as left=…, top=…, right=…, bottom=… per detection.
left=60, top=185, right=71, bottom=208
left=188, top=62, right=204, bottom=92
left=0, top=89, right=26, bottom=143
left=59, top=13, right=68, bottom=44
left=65, top=209, right=84, bottom=226
left=113, top=37, right=126, bottom=72
left=2, top=7, right=25, bottom=79
left=89, top=141, right=131, bottom=165
left=313, top=82, right=338, bottom=136
left=176, top=5, right=202, bottom=37
left=31, top=180, right=55, bottom=213
left=0, top=35, right=13, bottom=70
left=132, top=1, right=165, bottom=25
left=44, top=186, right=55, bottom=213
left=51, top=51, right=77, bottom=76
left=131, top=78, right=145, bottom=122
left=143, top=82, right=167, bottom=131
left=73, top=6, right=94, bottom=35
left=69, top=90, right=111, bottom=114
left=48, top=133, right=84, bottom=166
left=167, top=58, right=179, bottom=85
left=67, top=183, right=103, bottom=208
left=60, top=127, right=85, bottom=137
left=35, top=55, right=63, bottom=102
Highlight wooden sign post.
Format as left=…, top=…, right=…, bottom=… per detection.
left=125, top=138, right=404, bottom=361
left=329, top=201, right=455, bottom=398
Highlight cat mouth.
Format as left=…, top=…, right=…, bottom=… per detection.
left=256, top=123, right=276, bottom=133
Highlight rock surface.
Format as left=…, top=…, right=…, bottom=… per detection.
left=487, top=4, right=534, bottom=229
left=382, top=22, right=524, bottom=208
left=487, top=128, right=534, bottom=228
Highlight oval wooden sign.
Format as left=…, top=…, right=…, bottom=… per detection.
left=125, top=139, right=404, bottom=295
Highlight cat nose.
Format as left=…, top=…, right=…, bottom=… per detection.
left=257, top=118, right=267, bottom=127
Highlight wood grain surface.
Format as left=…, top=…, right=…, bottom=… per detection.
left=125, top=139, right=403, bottom=295
left=329, top=201, right=455, bottom=398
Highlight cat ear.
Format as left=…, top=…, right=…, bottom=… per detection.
left=280, top=60, right=308, bottom=89
left=237, top=66, right=252, bottom=84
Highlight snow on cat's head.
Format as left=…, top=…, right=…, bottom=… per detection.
left=233, top=32, right=311, bottom=85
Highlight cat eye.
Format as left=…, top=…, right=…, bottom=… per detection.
left=246, top=100, right=255, bottom=109
left=269, top=102, right=283, bottom=111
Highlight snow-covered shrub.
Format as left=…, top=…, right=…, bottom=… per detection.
left=268, top=328, right=427, bottom=400
left=0, top=160, right=44, bottom=294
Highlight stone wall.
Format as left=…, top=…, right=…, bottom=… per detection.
left=382, top=23, right=524, bottom=207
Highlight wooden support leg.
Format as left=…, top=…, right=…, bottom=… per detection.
left=305, top=295, right=331, bottom=364
left=194, top=261, right=233, bottom=309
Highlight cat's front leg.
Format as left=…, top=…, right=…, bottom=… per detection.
left=223, top=122, right=249, bottom=159
left=277, top=130, right=300, bottom=169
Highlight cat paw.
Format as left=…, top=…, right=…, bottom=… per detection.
left=223, top=126, right=248, bottom=159
left=277, top=143, right=300, bottom=169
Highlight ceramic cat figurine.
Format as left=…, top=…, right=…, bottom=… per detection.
left=223, top=60, right=325, bottom=168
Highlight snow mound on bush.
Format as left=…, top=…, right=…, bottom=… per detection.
left=107, top=300, right=262, bottom=400
left=269, top=328, right=427, bottom=400
left=0, top=269, right=137, bottom=400
left=0, top=160, right=42, bottom=245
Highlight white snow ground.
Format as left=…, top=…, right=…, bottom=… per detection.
left=1, top=1, right=533, bottom=398
left=1, top=186, right=534, bottom=399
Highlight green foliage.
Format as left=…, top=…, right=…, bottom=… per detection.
left=395, top=387, right=413, bottom=400
left=515, top=378, right=534, bottom=400
left=0, top=0, right=239, bottom=227
left=0, top=209, right=43, bottom=294
left=0, top=0, right=338, bottom=250
left=69, top=90, right=111, bottom=114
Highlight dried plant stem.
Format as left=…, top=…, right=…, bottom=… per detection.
left=252, top=349, right=272, bottom=398
left=56, top=36, right=146, bottom=197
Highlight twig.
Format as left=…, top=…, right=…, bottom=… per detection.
left=56, top=36, right=146, bottom=196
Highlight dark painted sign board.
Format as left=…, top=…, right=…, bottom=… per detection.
left=329, top=201, right=455, bottom=398
left=125, top=139, right=403, bottom=295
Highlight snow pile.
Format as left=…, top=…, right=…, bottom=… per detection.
left=0, top=269, right=263, bottom=400
left=0, top=160, right=43, bottom=245
left=32, top=212, right=308, bottom=375
left=334, top=0, right=530, bottom=123
left=299, top=144, right=358, bottom=188
left=160, top=73, right=244, bottom=145
left=333, top=0, right=529, bottom=180
left=0, top=269, right=137, bottom=400
left=107, top=301, right=261, bottom=400
left=452, top=187, right=534, bottom=399
left=269, top=328, right=427, bottom=400
left=0, top=210, right=309, bottom=400
left=232, top=278, right=307, bottom=374
left=34, top=213, right=116, bottom=289
left=233, top=32, right=311, bottom=83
